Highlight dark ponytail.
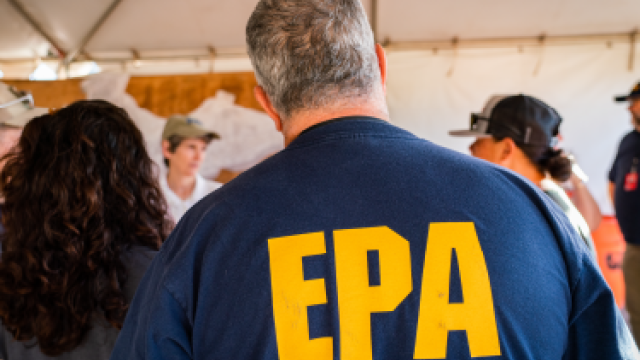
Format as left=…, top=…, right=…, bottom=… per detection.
left=494, top=134, right=572, bottom=182
left=537, top=148, right=572, bottom=182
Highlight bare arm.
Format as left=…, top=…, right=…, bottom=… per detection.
left=569, top=174, right=602, bottom=232
left=609, top=181, right=616, bottom=209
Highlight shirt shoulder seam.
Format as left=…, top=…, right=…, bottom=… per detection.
left=158, top=198, right=238, bottom=313
left=287, top=133, right=421, bottom=150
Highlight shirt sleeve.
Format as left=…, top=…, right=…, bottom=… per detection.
left=109, top=253, right=193, bottom=360
left=609, top=158, right=619, bottom=183
left=609, top=141, right=623, bottom=183
left=564, top=257, right=639, bottom=359
left=0, top=323, right=6, bottom=360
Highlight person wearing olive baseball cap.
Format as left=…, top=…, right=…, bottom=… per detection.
left=160, top=114, right=221, bottom=222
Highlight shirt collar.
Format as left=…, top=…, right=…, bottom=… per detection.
left=287, top=116, right=413, bottom=149
left=191, top=173, right=208, bottom=200
left=161, top=173, right=206, bottom=203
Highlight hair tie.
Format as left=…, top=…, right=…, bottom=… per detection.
left=538, top=148, right=562, bottom=164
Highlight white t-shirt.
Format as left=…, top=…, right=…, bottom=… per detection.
left=160, top=174, right=222, bottom=222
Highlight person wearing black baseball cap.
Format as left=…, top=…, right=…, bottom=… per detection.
left=450, top=94, right=600, bottom=253
left=609, top=81, right=640, bottom=343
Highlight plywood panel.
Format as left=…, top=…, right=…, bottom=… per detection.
left=3, top=72, right=263, bottom=116
left=2, top=79, right=86, bottom=110
left=126, top=72, right=262, bottom=116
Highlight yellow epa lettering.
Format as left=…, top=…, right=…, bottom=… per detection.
left=334, top=227, right=413, bottom=360
left=268, top=223, right=501, bottom=360
left=269, top=232, right=333, bottom=359
left=414, top=223, right=501, bottom=359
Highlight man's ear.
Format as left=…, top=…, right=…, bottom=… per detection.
left=375, top=43, right=387, bottom=94
left=254, top=86, right=283, bottom=132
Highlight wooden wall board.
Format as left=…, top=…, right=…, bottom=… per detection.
left=3, top=73, right=265, bottom=183
left=3, top=78, right=86, bottom=110
left=3, top=72, right=264, bottom=117
left=126, top=72, right=263, bottom=117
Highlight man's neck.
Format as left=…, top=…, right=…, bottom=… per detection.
left=166, top=171, right=197, bottom=201
left=281, top=105, right=389, bottom=146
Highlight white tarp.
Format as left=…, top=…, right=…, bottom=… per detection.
left=82, top=73, right=283, bottom=179
left=80, top=42, right=640, bottom=216
left=72, top=41, right=640, bottom=216
left=3, top=0, right=639, bottom=215
left=386, top=43, right=640, bottom=215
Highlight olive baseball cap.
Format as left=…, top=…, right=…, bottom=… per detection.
left=449, top=94, right=561, bottom=147
left=0, top=82, right=48, bottom=128
left=162, top=115, right=219, bottom=141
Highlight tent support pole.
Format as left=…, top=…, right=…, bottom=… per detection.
left=208, top=46, right=217, bottom=73
left=7, top=0, right=66, bottom=58
left=3, top=29, right=640, bottom=66
left=630, top=29, right=638, bottom=72
left=446, top=37, right=458, bottom=77
left=385, top=31, right=640, bottom=52
left=533, top=34, right=546, bottom=76
left=59, top=0, right=123, bottom=72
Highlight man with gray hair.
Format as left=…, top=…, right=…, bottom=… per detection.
left=247, top=0, right=388, bottom=136
left=111, top=1, right=636, bottom=359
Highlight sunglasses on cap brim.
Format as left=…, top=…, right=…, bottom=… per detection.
left=0, top=94, right=34, bottom=109
left=469, top=113, right=491, bottom=134
left=470, top=113, right=526, bottom=141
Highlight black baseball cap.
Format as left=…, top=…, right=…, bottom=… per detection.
left=449, top=94, right=561, bottom=147
left=614, top=82, right=640, bottom=102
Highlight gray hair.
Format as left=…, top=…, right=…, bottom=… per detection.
left=246, top=0, right=381, bottom=120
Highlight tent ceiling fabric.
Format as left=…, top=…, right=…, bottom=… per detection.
left=0, top=1, right=49, bottom=58
left=86, top=0, right=263, bottom=51
left=379, top=0, right=640, bottom=42
left=1, top=0, right=638, bottom=60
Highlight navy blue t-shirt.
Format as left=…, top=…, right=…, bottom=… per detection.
left=111, top=118, right=636, bottom=360
left=609, top=130, right=640, bottom=245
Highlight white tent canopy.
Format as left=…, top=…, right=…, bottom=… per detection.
left=1, top=0, right=640, bottom=63
left=1, top=0, right=640, bottom=215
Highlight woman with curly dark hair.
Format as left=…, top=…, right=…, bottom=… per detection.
left=0, top=100, right=173, bottom=359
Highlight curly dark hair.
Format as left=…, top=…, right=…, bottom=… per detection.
left=0, top=100, right=173, bottom=356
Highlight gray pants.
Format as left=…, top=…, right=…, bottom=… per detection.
left=624, top=243, right=640, bottom=344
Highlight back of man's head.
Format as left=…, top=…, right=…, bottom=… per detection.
left=246, top=0, right=381, bottom=121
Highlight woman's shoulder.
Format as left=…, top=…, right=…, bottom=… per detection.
left=122, top=245, right=157, bottom=263
left=121, top=245, right=159, bottom=301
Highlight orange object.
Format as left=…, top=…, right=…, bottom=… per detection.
left=592, top=216, right=627, bottom=308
